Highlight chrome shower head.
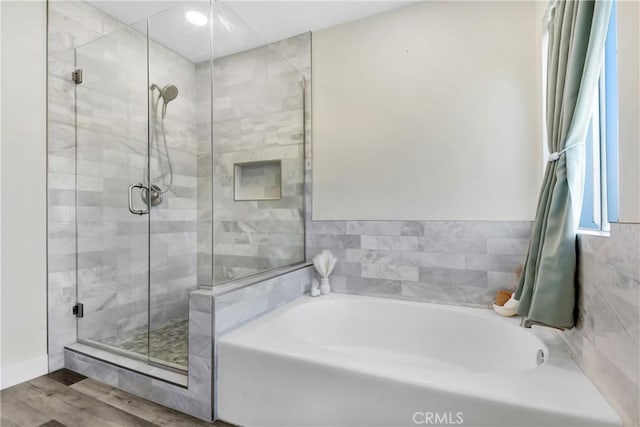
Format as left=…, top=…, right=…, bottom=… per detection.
left=161, top=84, right=179, bottom=103
left=151, top=84, right=178, bottom=118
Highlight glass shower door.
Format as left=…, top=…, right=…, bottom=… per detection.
left=73, top=3, right=212, bottom=373
left=142, top=1, right=212, bottom=371
left=74, top=26, right=151, bottom=361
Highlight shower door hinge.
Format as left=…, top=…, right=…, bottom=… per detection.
left=72, top=69, right=83, bottom=84
left=72, top=303, right=84, bottom=318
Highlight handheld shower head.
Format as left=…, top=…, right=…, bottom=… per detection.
left=151, top=83, right=179, bottom=118
left=145, top=82, right=178, bottom=199
left=160, top=84, right=178, bottom=119
left=161, top=84, right=179, bottom=103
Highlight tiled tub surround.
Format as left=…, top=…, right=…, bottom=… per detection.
left=211, top=265, right=314, bottom=419
left=304, top=220, right=639, bottom=426
left=306, top=221, right=532, bottom=307
left=558, top=223, right=640, bottom=427
left=213, top=265, right=314, bottom=336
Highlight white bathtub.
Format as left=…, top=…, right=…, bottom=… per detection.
left=218, top=294, right=620, bottom=427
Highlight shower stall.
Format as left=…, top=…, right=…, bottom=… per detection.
left=48, top=0, right=308, bottom=379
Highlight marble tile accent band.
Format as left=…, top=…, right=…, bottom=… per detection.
left=306, top=221, right=532, bottom=307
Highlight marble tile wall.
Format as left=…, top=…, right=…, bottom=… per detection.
left=213, top=266, right=313, bottom=336
left=558, top=223, right=640, bottom=427
left=305, top=221, right=532, bottom=307
left=204, top=34, right=309, bottom=284
left=48, top=1, right=204, bottom=369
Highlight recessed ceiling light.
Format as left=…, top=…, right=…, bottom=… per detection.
left=186, top=10, right=207, bottom=26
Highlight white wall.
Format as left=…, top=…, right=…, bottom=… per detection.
left=312, top=1, right=540, bottom=221
left=617, top=0, right=640, bottom=224
left=0, top=0, right=48, bottom=388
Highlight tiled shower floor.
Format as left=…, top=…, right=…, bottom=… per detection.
left=102, top=318, right=189, bottom=369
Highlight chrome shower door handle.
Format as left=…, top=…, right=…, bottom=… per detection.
left=128, top=184, right=150, bottom=215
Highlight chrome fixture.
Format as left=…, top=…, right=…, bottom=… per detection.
left=129, top=183, right=151, bottom=215
left=137, top=82, right=179, bottom=210
left=152, top=83, right=179, bottom=118
left=141, top=183, right=164, bottom=207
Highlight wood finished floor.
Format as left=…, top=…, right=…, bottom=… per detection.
left=0, top=369, right=232, bottom=427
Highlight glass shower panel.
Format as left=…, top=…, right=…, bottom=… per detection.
left=145, top=1, right=212, bottom=370
left=75, top=26, right=150, bottom=358
left=72, top=0, right=306, bottom=374
left=210, top=2, right=307, bottom=284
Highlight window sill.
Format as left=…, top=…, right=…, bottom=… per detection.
left=577, top=228, right=610, bottom=237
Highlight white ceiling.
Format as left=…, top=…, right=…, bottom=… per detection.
left=223, top=1, right=415, bottom=44
left=86, top=0, right=415, bottom=62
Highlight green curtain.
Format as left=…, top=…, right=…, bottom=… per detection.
left=514, top=0, right=612, bottom=329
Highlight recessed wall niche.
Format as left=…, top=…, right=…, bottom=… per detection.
left=234, top=160, right=282, bottom=201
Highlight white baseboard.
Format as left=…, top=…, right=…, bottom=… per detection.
left=0, top=354, right=48, bottom=390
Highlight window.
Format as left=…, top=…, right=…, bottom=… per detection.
left=579, top=2, right=619, bottom=232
